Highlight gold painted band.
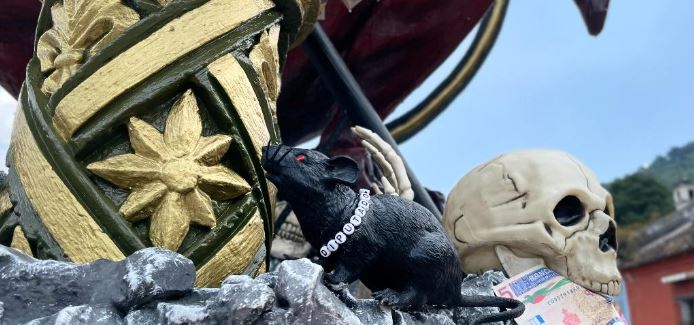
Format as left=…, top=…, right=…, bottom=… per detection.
left=11, top=227, right=33, bottom=256
left=0, top=191, right=11, bottom=216
left=53, top=0, right=275, bottom=140
left=208, top=53, right=272, bottom=158
left=255, top=261, right=267, bottom=276
left=195, top=211, right=265, bottom=287
left=12, top=110, right=125, bottom=263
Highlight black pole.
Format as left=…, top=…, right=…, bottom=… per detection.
left=302, top=25, right=442, bottom=219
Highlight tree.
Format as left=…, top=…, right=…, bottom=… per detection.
left=607, top=173, right=674, bottom=226
left=643, top=142, right=694, bottom=188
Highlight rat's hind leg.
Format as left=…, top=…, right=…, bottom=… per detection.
left=373, top=287, right=422, bottom=309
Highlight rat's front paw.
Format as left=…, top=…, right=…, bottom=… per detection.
left=324, top=273, right=349, bottom=291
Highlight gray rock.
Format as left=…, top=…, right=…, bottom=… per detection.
left=393, top=310, right=457, bottom=325
left=24, top=305, right=123, bottom=325
left=208, top=276, right=275, bottom=324
left=275, top=259, right=362, bottom=325
left=123, top=309, right=158, bottom=325
left=121, top=248, right=195, bottom=308
left=454, top=271, right=511, bottom=324
left=154, top=303, right=212, bottom=324
left=0, top=246, right=118, bottom=323
left=0, top=246, right=515, bottom=325
left=0, top=246, right=194, bottom=324
left=350, top=298, right=393, bottom=325
left=253, top=271, right=278, bottom=288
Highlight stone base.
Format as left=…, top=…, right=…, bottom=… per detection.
left=0, top=245, right=511, bottom=324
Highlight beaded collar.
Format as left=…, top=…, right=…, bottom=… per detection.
left=319, top=189, right=371, bottom=258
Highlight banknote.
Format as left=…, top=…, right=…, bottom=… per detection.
left=493, top=266, right=627, bottom=325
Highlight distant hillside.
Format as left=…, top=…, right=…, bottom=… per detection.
left=641, top=141, right=694, bottom=188
left=607, top=173, right=673, bottom=226
left=609, top=141, right=694, bottom=260
left=605, top=141, right=694, bottom=227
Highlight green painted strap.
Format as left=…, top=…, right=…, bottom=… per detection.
left=242, top=244, right=267, bottom=276
left=182, top=194, right=259, bottom=266
left=0, top=190, right=17, bottom=247
left=232, top=52, right=282, bottom=143
left=195, top=70, right=275, bottom=262
left=2, top=165, right=68, bottom=261
left=129, top=0, right=165, bottom=17
left=229, top=52, right=280, bottom=253
left=32, top=0, right=58, bottom=52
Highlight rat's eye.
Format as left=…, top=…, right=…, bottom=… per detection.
left=295, top=154, right=306, bottom=162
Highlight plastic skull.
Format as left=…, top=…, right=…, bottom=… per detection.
left=443, top=150, right=621, bottom=295
left=271, top=202, right=312, bottom=260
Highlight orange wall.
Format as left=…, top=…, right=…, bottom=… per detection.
left=622, top=252, right=694, bottom=325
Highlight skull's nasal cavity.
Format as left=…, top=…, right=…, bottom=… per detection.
left=599, top=221, right=617, bottom=252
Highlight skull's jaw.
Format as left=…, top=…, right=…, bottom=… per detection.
left=500, top=248, right=622, bottom=296
left=564, top=231, right=622, bottom=296
left=462, top=244, right=622, bottom=296
left=270, top=212, right=312, bottom=260
left=568, top=270, right=622, bottom=296
left=496, top=245, right=546, bottom=277
left=270, top=238, right=312, bottom=259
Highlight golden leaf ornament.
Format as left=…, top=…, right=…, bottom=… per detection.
left=88, top=90, right=252, bottom=250
left=37, top=0, right=139, bottom=95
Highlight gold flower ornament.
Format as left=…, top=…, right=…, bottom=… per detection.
left=88, top=90, right=251, bottom=250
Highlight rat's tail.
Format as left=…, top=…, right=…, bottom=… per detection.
left=454, top=294, right=525, bottom=325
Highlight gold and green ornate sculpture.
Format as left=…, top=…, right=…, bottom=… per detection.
left=0, top=0, right=319, bottom=287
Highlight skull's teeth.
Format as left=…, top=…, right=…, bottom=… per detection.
left=580, top=277, right=620, bottom=296
left=607, top=279, right=621, bottom=296
left=277, top=222, right=307, bottom=244
left=591, top=280, right=602, bottom=292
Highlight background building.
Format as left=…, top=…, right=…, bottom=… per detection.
left=621, top=182, right=694, bottom=325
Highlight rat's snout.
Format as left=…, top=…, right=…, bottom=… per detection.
left=261, top=144, right=292, bottom=172
left=262, top=144, right=297, bottom=187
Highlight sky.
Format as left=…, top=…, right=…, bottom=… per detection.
left=1, top=1, right=694, bottom=195
left=0, top=87, right=14, bottom=171
left=391, top=0, right=694, bottom=193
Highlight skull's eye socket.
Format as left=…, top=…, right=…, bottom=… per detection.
left=553, top=196, right=585, bottom=226
left=295, top=154, right=306, bottom=162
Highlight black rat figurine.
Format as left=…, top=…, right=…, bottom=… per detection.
left=262, top=144, right=524, bottom=324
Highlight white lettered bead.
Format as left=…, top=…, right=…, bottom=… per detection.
left=359, top=200, right=370, bottom=209
left=350, top=215, right=362, bottom=226
left=327, top=240, right=339, bottom=252
left=335, top=232, right=347, bottom=244
left=359, top=189, right=370, bottom=197
left=355, top=207, right=366, bottom=217
left=320, top=246, right=331, bottom=257
left=343, top=223, right=355, bottom=235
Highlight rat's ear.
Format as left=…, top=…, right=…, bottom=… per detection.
left=325, top=156, right=359, bottom=186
